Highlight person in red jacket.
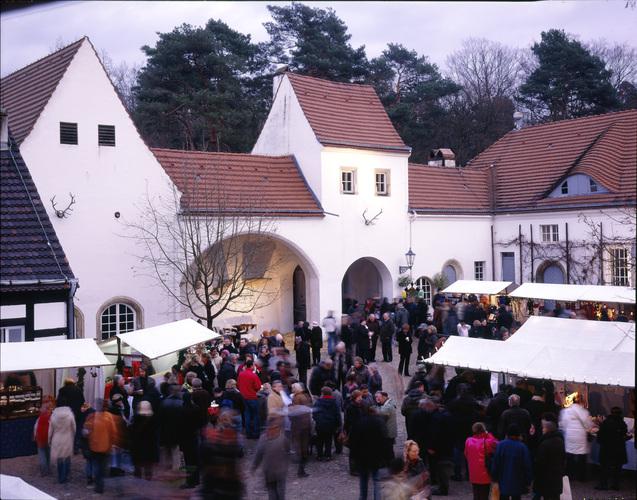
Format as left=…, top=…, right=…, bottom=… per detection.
left=464, top=421, right=498, bottom=500
left=33, top=402, right=52, bottom=476
left=237, top=359, right=262, bottom=439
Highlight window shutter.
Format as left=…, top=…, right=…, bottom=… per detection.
left=98, top=125, right=116, bottom=146
left=60, top=122, right=78, bottom=145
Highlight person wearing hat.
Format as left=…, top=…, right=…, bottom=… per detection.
left=490, top=424, right=533, bottom=500
left=310, top=320, right=324, bottom=366
left=130, top=400, right=159, bottom=480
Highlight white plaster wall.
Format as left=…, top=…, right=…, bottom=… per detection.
left=493, top=208, right=635, bottom=285
left=20, top=40, right=177, bottom=340
left=252, top=75, right=324, bottom=200
left=0, top=304, right=26, bottom=319
left=34, top=302, right=66, bottom=330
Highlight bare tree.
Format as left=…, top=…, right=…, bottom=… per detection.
left=587, top=40, right=637, bottom=91
left=99, top=50, right=141, bottom=112
left=128, top=173, right=281, bottom=329
left=446, top=38, right=525, bottom=104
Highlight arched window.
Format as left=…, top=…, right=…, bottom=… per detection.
left=100, top=302, right=137, bottom=340
left=415, top=276, right=433, bottom=304
left=74, top=306, right=85, bottom=339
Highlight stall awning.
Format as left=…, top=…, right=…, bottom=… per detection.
left=0, top=338, right=111, bottom=372
left=507, top=316, right=635, bottom=353
left=509, top=283, right=636, bottom=304
left=0, top=475, right=56, bottom=500
left=425, top=336, right=634, bottom=387
left=442, top=280, right=512, bottom=295
left=116, top=318, right=220, bottom=359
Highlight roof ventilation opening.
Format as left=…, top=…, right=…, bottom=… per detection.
left=60, top=122, right=78, bottom=145
left=427, top=148, right=456, bottom=167
left=0, top=108, right=8, bottom=151
left=98, top=124, right=115, bottom=147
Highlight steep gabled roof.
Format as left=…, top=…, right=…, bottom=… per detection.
left=286, top=73, right=410, bottom=153
left=1, top=139, right=75, bottom=291
left=152, top=149, right=324, bottom=217
left=0, top=38, right=85, bottom=145
left=466, top=109, right=637, bottom=211
left=408, top=163, right=491, bottom=213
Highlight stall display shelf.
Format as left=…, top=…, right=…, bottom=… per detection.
left=0, top=386, right=42, bottom=420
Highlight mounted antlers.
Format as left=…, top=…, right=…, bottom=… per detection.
left=362, top=208, right=383, bottom=226
left=50, top=193, right=76, bottom=219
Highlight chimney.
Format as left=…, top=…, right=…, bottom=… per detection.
left=273, top=64, right=289, bottom=99
left=428, top=148, right=456, bottom=167
left=0, top=108, right=8, bottom=151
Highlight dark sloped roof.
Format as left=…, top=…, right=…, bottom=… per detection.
left=287, top=73, right=410, bottom=153
left=1, top=140, right=75, bottom=290
left=0, top=38, right=84, bottom=145
left=152, top=149, right=324, bottom=217
left=466, top=109, right=637, bottom=211
left=408, top=163, right=491, bottom=213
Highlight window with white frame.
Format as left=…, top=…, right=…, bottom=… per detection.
left=540, top=224, right=559, bottom=242
left=415, top=276, right=433, bottom=304
left=474, top=261, right=485, bottom=281
left=1, top=325, right=25, bottom=343
left=100, top=303, right=136, bottom=340
left=610, top=247, right=630, bottom=286
left=375, top=170, right=389, bottom=195
left=341, top=169, right=356, bottom=194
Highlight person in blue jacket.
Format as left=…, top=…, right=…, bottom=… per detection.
left=490, top=424, right=533, bottom=500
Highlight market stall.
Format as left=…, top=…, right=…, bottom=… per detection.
left=442, top=280, right=513, bottom=296
left=0, top=338, right=111, bottom=459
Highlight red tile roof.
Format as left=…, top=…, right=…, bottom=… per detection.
left=286, top=73, right=410, bottom=153
left=466, top=109, right=637, bottom=212
left=1, top=38, right=84, bottom=145
left=151, top=149, right=323, bottom=217
left=408, top=163, right=491, bottom=213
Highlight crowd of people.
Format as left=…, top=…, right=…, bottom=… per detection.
left=28, top=295, right=633, bottom=499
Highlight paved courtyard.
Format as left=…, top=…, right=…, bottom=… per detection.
left=1, top=347, right=635, bottom=499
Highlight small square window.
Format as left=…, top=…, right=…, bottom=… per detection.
left=341, top=169, right=356, bottom=194
left=98, top=125, right=116, bottom=146
left=60, top=122, right=78, bottom=145
left=540, top=224, right=559, bottom=242
left=560, top=180, right=568, bottom=195
left=1, top=326, right=25, bottom=343
left=375, top=170, right=389, bottom=195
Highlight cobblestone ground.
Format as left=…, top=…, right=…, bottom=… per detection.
left=1, top=345, right=635, bottom=499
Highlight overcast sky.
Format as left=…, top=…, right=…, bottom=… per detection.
left=1, top=1, right=636, bottom=77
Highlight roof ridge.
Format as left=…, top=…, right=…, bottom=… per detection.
left=1, top=37, right=86, bottom=81
left=150, top=148, right=294, bottom=160
left=286, top=72, right=373, bottom=90
left=509, top=108, right=637, bottom=133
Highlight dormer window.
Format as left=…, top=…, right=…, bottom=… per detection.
left=549, top=174, right=607, bottom=198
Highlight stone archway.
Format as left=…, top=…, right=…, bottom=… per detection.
left=341, top=257, right=393, bottom=312
left=536, top=260, right=566, bottom=313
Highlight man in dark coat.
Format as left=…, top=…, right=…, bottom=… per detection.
left=447, top=383, right=481, bottom=481
left=596, top=407, right=630, bottom=491
left=534, top=419, right=566, bottom=500
left=294, top=336, right=312, bottom=385
left=427, top=401, right=455, bottom=496
left=331, top=342, right=352, bottom=392
left=354, top=320, right=371, bottom=363
left=498, top=394, right=532, bottom=442
left=366, top=314, right=381, bottom=362
left=397, top=323, right=413, bottom=377
left=491, top=424, right=533, bottom=500
left=486, top=384, right=513, bottom=434
left=312, top=387, right=341, bottom=460
left=379, top=312, right=396, bottom=362
left=350, top=406, right=386, bottom=500
left=308, top=359, right=336, bottom=397
left=310, top=321, right=323, bottom=366
left=216, top=354, right=237, bottom=391
left=401, top=381, right=425, bottom=440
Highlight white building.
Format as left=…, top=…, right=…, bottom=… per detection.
left=1, top=39, right=635, bottom=342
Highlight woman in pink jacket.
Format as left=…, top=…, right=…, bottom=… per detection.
left=464, top=421, right=498, bottom=500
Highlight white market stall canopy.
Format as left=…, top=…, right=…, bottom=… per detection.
left=442, top=280, right=512, bottom=295
left=116, top=318, right=220, bottom=359
left=0, top=475, right=56, bottom=500
left=507, top=316, right=635, bottom=353
left=0, top=338, right=111, bottom=373
left=509, top=283, right=636, bottom=304
left=425, top=336, right=634, bottom=387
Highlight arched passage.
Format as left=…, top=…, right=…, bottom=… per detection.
left=536, top=260, right=566, bottom=313
left=341, top=257, right=393, bottom=312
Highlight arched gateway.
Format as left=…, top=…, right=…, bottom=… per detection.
left=341, top=257, right=393, bottom=312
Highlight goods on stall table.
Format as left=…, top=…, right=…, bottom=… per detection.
left=0, top=386, right=43, bottom=420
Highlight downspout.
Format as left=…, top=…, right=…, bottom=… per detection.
left=530, top=225, right=535, bottom=282
left=66, top=279, right=79, bottom=339
left=599, top=222, right=604, bottom=285
left=565, top=222, right=570, bottom=284
left=518, top=225, right=523, bottom=284
left=490, top=225, right=496, bottom=281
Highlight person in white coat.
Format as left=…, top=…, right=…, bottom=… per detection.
left=49, top=404, right=76, bottom=483
left=559, top=393, right=593, bottom=481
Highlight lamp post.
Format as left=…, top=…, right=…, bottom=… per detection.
left=399, top=248, right=416, bottom=278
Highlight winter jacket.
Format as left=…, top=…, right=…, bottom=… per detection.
left=312, top=396, right=341, bottom=433
left=56, top=383, right=85, bottom=421
left=448, top=395, right=482, bottom=445
left=237, top=369, right=261, bottom=400
left=48, top=406, right=76, bottom=460
left=498, top=406, right=532, bottom=441
left=83, top=410, right=117, bottom=454
left=377, top=398, right=398, bottom=439
left=310, top=326, right=324, bottom=348
left=394, top=306, right=409, bottom=327
left=309, top=364, right=336, bottom=396
left=130, top=415, right=159, bottom=464
left=348, top=364, right=370, bottom=387
left=369, top=371, right=382, bottom=394
left=252, top=430, right=289, bottom=482
left=464, top=432, right=498, bottom=485
left=367, top=319, right=381, bottom=340
left=597, top=414, right=629, bottom=466
left=216, top=361, right=237, bottom=391
left=296, top=341, right=312, bottom=370
left=379, top=320, right=396, bottom=342
left=559, top=403, right=592, bottom=455
left=534, top=430, right=566, bottom=496
left=290, top=392, right=313, bottom=435
left=397, top=328, right=413, bottom=355
left=349, top=413, right=386, bottom=471
left=491, top=438, right=533, bottom=496
left=401, top=389, right=425, bottom=439
left=267, top=390, right=285, bottom=416
left=159, top=395, right=183, bottom=447
left=33, top=411, right=51, bottom=448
